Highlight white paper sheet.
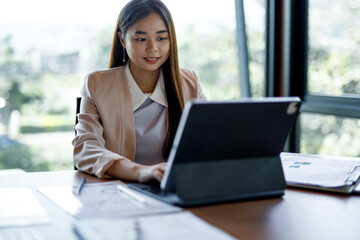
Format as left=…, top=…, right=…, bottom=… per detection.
left=37, top=181, right=180, bottom=218
left=0, top=188, right=50, bottom=227
left=0, top=229, right=45, bottom=240
left=73, top=211, right=237, bottom=240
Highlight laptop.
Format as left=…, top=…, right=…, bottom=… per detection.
left=129, top=97, right=302, bottom=207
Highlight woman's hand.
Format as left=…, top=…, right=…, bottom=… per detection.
left=137, top=162, right=167, bottom=183
left=106, top=159, right=167, bottom=183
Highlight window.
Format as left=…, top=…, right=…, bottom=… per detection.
left=282, top=0, right=360, bottom=156
left=166, top=0, right=239, bottom=100
left=243, top=0, right=266, bottom=97
left=308, top=0, right=360, bottom=96
left=0, top=1, right=127, bottom=171
left=301, top=113, right=360, bottom=156
left=302, top=0, right=360, bottom=156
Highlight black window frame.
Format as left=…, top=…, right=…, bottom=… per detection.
left=235, top=0, right=360, bottom=153
left=282, top=0, right=360, bottom=153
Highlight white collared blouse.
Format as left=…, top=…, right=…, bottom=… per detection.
left=125, top=64, right=167, bottom=165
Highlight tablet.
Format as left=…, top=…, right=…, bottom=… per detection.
left=130, top=97, right=301, bottom=206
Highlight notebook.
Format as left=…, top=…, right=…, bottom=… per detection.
left=129, top=97, right=302, bottom=207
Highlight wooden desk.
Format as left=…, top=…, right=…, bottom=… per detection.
left=1, top=170, right=359, bottom=240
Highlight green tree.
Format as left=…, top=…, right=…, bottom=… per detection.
left=0, top=35, right=43, bottom=133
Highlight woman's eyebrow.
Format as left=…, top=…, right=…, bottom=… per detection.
left=134, top=30, right=168, bottom=35
left=156, top=30, right=168, bottom=34
left=134, top=31, right=147, bottom=35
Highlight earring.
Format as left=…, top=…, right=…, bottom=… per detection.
left=123, top=48, right=126, bottom=62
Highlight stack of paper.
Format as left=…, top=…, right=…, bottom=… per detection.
left=281, top=152, right=360, bottom=193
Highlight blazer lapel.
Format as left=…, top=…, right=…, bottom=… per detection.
left=114, top=68, right=136, bottom=161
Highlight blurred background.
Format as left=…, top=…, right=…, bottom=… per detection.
left=0, top=0, right=359, bottom=172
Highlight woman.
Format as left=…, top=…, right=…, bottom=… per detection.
left=72, top=0, right=206, bottom=183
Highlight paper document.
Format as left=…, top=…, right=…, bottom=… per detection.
left=0, top=229, right=45, bottom=240
left=37, top=181, right=180, bottom=218
left=281, top=152, right=360, bottom=193
left=73, top=211, right=237, bottom=240
left=0, top=188, right=50, bottom=227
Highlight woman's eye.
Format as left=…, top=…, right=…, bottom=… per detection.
left=158, top=37, right=167, bottom=41
left=135, top=38, right=146, bottom=42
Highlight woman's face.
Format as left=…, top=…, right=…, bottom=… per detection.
left=120, top=12, right=170, bottom=75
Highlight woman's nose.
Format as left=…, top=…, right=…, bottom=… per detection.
left=147, top=40, right=158, bottom=52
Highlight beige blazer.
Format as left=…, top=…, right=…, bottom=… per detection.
left=72, top=66, right=206, bottom=178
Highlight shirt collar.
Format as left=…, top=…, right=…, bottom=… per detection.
left=126, top=63, right=168, bottom=111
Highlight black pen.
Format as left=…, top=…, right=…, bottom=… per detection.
left=75, top=177, right=86, bottom=195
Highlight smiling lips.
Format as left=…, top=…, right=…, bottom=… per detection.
left=144, top=57, right=160, bottom=64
